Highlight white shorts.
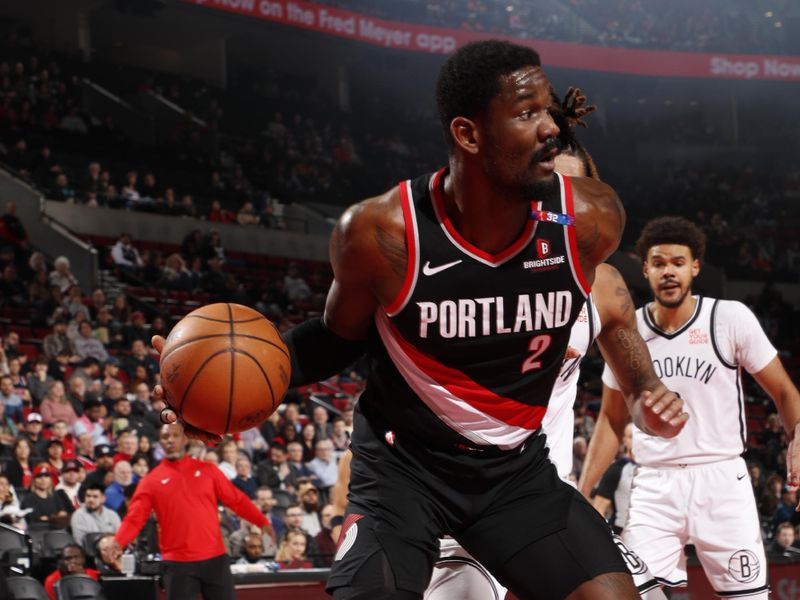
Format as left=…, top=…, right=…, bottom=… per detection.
left=623, top=457, right=768, bottom=599
left=425, top=536, right=667, bottom=600
left=424, top=537, right=506, bottom=600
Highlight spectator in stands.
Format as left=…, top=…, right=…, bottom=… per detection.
left=22, top=463, right=73, bottom=527
left=57, top=459, right=82, bottom=509
left=44, top=544, right=100, bottom=600
left=63, top=284, right=85, bottom=317
left=773, top=485, right=800, bottom=530
left=162, top=253, right=193, bottom=291
left=75, top=434, right=96, bottom=471
left=572, top=435, right=588, bottom=482
left=230, top=523, right=277, bottom=564
left=105, top=460, right=136, bottom=513
left=314, top=504, right=337, bottom=567
left=51, top=419, right=76, bottom=459
left=140, top=173, right=159, bottom=201
left=181, top=194, right=197, bottom=218
left=81, top=444, right=114, bottom=493
left=28, top=356, right=55, bottom=404
left=232, top=455, right=259, bottom=499
left=770, top=522, right=800, bottom=557
left=238, top=426, right=269, bottom=461
left=6, top=357, right=28, bottom=399
left=330, top=416, right=349, bottom=454
left=208, top=199, right=235, bottom=224
left=46, top=439, right=66, bottom=474
left=122, top=339, right=158, bottom=382
left=52, top=173, right=76, bottom=203
left=131, top=453, right=150, bottom=478
left=74, top=398, right=110, bottom=447
left=43, top=318, right=73, bottom=359
left=215, top=439, right=238, bottom=479
left=307, top=439, right=337, bottom=497
left=48, top=349, right=72, bottom=382
left=111, top=293, right=131, bottom=325
left=299, top=423, right=317, bottom=463
left=311, top=405, right=332, bottom=441
left=0, top=200, right=29, bottom=248
left=275, top=529, right=312, bottom=569
left=20, top=412, right=47, bottom=457
left=113, top=431, right=138, bottom=463
left=40, top=380, right=78, bottom=427
left=122, top=311, right=149, bottom=346
left=2, top=331, right=22, bottom=362
left=286, top=441, right=316, bottom=487
left=73, top=320, right=109, bottom=363
left=6, top=437, right=33, bottom=488
left=0, top=264, right=26, bottom=305
left=48, top=256, right=78, bottom=294
left=760, top=474, right=785, bottom=519
left=254, top=486, right=285, bottom=540
left=230, top=532, right=277, bottom=573
left=111, top=233, right=144, bottom=272
left=0, top=374, right=23, bottom=422
left=28, top=270, right=52, bottom=308
left=0, top=400, right=18, bottom=451
left=236, top=201, right=259, bottom=225
left=284, top=263, right=311, bottom=302
left=0, top=473, right=25, bottom=528
left=295, top=479, right=321, bottom=537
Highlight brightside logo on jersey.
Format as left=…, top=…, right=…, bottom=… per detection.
left=522, top=239, right=566, bottom=272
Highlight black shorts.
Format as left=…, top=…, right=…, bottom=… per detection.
left=327, top=408, right=627, bottom=598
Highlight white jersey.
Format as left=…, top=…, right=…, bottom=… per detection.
left=603, top=297, right=776, bottom=467
left=543, top=297, right=601, bottom=481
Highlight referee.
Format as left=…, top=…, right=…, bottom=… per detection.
left=102, top=423, right=272, bottom=600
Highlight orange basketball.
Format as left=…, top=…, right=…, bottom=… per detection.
left=159, top=303, right=291, bottom=435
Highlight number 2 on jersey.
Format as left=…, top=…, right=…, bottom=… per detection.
left=521, top=334, right=552, bottom=374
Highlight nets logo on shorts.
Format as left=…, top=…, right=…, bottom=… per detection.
left=728, top=549, right=760, bottom=583
left=613, top=536, right=648, bottom=575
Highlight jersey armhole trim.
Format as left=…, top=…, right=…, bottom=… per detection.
left=561, top=174, right=591, bottom=297
left=710, top=299, right=737, bottom=370
left=384, top=180, right=420, bottom=317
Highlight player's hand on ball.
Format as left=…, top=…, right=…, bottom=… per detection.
left=637, top=387, right=688, bottom=438
left=152, top=335, right=223, bottom=446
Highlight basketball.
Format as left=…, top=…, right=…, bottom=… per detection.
left=159, top=303, right=291, bottom=435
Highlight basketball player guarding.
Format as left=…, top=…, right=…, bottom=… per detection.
left=580, top=216, right=800, bottom=599
left=160, top=40, right=687, bottom=599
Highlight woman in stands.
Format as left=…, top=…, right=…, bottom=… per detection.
left=5, top=437, right=34, bottom=488
left=275, top=529, right=313, bottom=570
left=0, top=474, right=25, bottom=528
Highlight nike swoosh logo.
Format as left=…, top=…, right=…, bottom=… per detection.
left=422, top=260, right=462, bottom=276
left=161, top=478, right=170, bottom=485
left=737, top=474, right=747, bottom=480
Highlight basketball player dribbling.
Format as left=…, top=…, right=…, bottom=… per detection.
left=580, top=216, right=800, bottom=599
left=159, top=40, right=689, bottom=599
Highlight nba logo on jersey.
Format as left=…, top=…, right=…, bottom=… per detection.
left=537, top=239, right=551, bottom=259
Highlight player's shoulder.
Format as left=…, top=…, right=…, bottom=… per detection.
left=569, top=177, right=625, bottom=264
left=336, top=186, right=403, bottom=240
left=708, top=297, right=757, bottom=324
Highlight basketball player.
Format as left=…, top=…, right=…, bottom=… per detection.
left=580, top=216, right=800, bottom=599
left=160, top=40, right=688, bottom=599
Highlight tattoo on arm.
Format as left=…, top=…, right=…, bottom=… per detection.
left=374, top=225, right=407, bottom=280
left=614, top=327, right=651, bottom=389
left=614, top=285, right=633, bottom=317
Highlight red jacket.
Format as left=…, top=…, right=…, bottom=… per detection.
left=45, top=569, right=99, bottom=600
left=115, top=455, right=268, bottom=562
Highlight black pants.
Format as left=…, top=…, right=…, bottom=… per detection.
left=162, top=554, right=234, bottom=600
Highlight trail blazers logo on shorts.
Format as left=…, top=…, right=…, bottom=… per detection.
left=334, top=514, right=365, bottom=562
left=523, top=240, right=565, bottom=272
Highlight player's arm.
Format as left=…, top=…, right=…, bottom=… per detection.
left=212, top=466, right=274, bottom=538
left=330, top=448, right=352, bottom=541
left=592, top=264, right=688, bottom=437
left=113, top=481, right=154, bottom=551
left=578, top=382, right=629, bottom=498
left=751, top=357, right=800, bottom=491
left=590, top=459, right=622, bottom=519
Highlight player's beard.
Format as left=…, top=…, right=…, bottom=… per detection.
left=654, top=284, right=692, bottom=309
left=482, top=137, right=560, bottom=205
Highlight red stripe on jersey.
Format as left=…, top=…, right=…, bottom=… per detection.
left=431, top=169, right=538, bottom=266
left=336, top=513, right=364, bottom=547
left=563, top=175, right=591, bottom=295
left=385, top=319, right=546, bottom=429
left=385, top=181, right=417, bottom=315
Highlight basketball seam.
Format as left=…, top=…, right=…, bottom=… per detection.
left=225, top=303, right=235, bottom=434
left=160, top=333, right=289, bottom=363
left=177, top=348, right=231, bottom=413
left=234, top=348, right=276, bottom=418
left=184, top=314, right=263, bottom=324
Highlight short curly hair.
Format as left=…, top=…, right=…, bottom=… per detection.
left=635, top=216, right=707, bottom=262
left=436, top=40, right=541, bottom=148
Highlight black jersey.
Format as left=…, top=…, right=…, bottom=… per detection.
left=361, top=168, right=590, bottom=450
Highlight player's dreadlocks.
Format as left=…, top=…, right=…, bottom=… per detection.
left=550, top=86, right=599, bottom=179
